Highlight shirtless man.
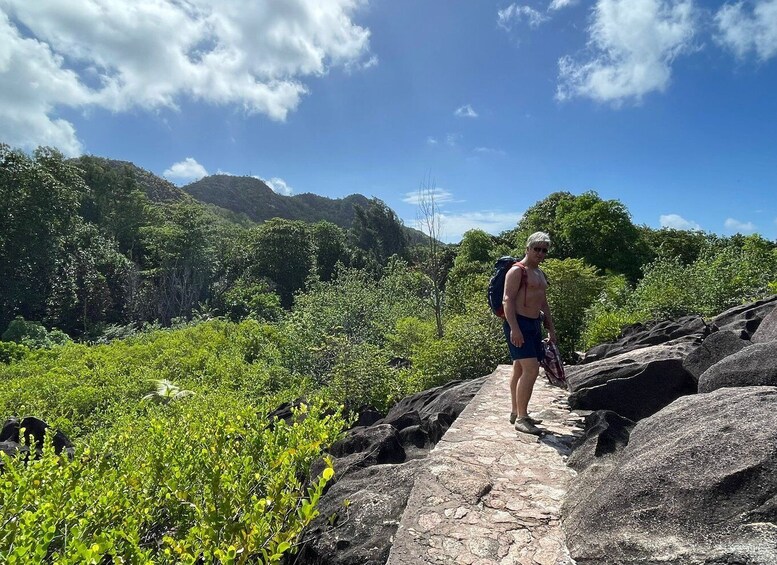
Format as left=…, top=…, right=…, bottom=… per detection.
left=502, top=232, right=557, bottom=435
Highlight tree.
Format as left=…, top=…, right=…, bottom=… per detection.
left=140, top=202, right=215, bottom=323
left=74, top=156, right=152, bottom=262
left=349, top=198, right=407, bottom=272
left=639, top=226, right=709, bottom=265
left=0, top=145, right=85, bottom=331
left=414, top=176, right=446, bottom=337
left=246, top=219, right=315, bottom=309
left=311, top=221, right=349, bottom=282
left=455, top=229, right=494, bottom=266
left=507, top=191, right=576, bottom=255
left=510, top=191, right=650, bottom=281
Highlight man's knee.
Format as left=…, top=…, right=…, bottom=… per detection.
left=517, top=360, right=540, bottom=379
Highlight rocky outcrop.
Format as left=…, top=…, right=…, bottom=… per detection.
left=698, top=341, right=777, bottom=393
left=566, top=410, right=635, bottom=473
left=579, top=315, right=709, bottom=364
left=292, top=376, right=487, bottom=565
left=710, top=295, right=777, bottom=338
left=563, top=386, right=777, bottom=564
left=0, top=416, right=74, bottom=465
left=682, top=329, right=750, bottom=382
left=566, top=340, right=698, bottom=421
left=295, top=460, right=424, bottom=565
left=752, top=303, right=777, bottom=343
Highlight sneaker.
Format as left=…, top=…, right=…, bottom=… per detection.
left=510, top=412, right=542, bottom=425
left=514, top=416, right=543, bottom=435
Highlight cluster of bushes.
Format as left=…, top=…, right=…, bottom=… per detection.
left=0, top=257, right=509, bottom=562
left=580, top=235, right=777, bottom=350
left=0, top=319, right=345, bottom=562
left=1, top=396, right=341, bottom=563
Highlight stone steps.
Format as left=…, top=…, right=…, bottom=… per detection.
left=386, top=365, right=585, bottom=565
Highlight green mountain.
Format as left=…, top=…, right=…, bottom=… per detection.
left=76, top=157, right=190, bottom=203
left=72, top=159, right=426, bottom=242
left=181, top=175, right=371, bottom=230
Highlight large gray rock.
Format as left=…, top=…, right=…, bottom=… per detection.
left=293, top=376, right=487, bottom=565
left=294, top=460, right=423, bottom=565
left=580, top=315, right=709, bottom=364
left=698, top=342, right=777, bottom=393
left=563, top=386, right=777, bottom=564
left=682, top=330, right=751, bottom=382
left=567, top=340, right=698, bottom=421
left=752, top=304, right=777, bottom=343
left=566, top=410, right=635, bottom=473
left=710, top=295, right=777, bottom=339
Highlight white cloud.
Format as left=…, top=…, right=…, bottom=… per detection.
left=426, top=136, right=438, bottom=145
left=454, top=104, right=478, bottom=118
left=446, top=133, right=462, bottom=147
left=659, top=213, right=701, bottom=230
left=163, top=157, right=208, bottom=183
left=549, top=0, right=579, bottom=10
left=715, top=0, right=777, bottom=61
left=0, top=0, right=373, bottom=152
left=724, top=217, right=757, bottom=233
left=402, top=187, right=456, bottom=205
left=264, top=177, right=294, bottom=196
left=433, top=211, right=523, bottom=243
left=497, top=4, right=549, bottom=30
left=473, top=146, right=506, bottom=156
left=557, top=0, right=696, bottom=103
left=0, top=12, right=91, bottom=155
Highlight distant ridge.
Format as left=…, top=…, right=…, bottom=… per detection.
left=71, top=159, right=428, bottom=242
left=182, top=174, right=372, bottom=230
left=74, top=157, right=190, bottom=203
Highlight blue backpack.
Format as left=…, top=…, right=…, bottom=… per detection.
left=487, top=257, right=525, bottom=318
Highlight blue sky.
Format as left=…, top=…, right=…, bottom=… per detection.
left=2, top=0, right=776, bottom=243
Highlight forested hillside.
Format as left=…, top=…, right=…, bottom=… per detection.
left=2, top=142, right=776, bottom=562
left=182, top=174, right=370, bottom=227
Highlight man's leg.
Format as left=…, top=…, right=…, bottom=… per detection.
left=515, top=357, right=540, bottom=418
left=510, top=359, right=523, bottom=417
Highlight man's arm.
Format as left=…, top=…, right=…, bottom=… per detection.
left=541, top=295, right=557, bottom=343
left=503, top=266, right=524, bottom=347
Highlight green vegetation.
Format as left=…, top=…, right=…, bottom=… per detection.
left=2, top=144, right=777, bottom=561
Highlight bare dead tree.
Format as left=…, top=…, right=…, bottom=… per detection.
left=416, top=174, right=445, bottom=338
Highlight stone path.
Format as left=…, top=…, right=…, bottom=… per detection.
left=386, top=365, right=586, bottom=565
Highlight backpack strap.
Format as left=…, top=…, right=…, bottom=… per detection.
left=515, top=262, right=529, bottom=308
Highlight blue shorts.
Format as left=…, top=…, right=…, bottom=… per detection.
left=503, top=315, right=545, bottom=361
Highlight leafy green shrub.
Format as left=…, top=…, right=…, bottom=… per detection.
left=220, top=278, right=283, bottom=322
left=281, top=265, right=426, bottom=378
left=386, top=317, right=437, bottom=360
left=579, top=274, right=640, bottom=350
left=0, top=395, right=344, bottom=564
left=542, top=258, right=604, bottom=358
left=412, top=310, right=507, bottom=389
left=1, top=316, right=70, bottom=349
left=0, top=341, right=29, bottom=364
left=318, top=335, right=400, bottom=411
left=0, top=319, right=304, bottom=438
left=580, top=237, right=777, bottom=351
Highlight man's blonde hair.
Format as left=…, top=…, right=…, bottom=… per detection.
left=526, top=231, right=551, bottom=248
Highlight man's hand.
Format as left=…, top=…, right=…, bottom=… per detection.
left=547, top=329, right=557, bottom=344
left=510, top=328, right=525, bottom=348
